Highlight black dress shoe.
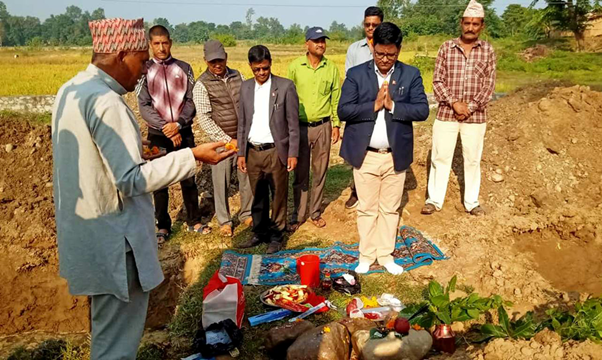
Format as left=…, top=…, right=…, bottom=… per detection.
left=345, top=191, right=359, bottom=209
left=266, top=241, right=282, bottom=254
left=237, top=234, right=264, bottom=249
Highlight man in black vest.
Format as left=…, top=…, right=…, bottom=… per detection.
left=194, top=40, right=253, bottom=237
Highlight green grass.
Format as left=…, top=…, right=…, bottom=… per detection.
left=0, top=110, right=51, bottom=125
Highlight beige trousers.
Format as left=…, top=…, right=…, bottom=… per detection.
left=426, top=120, right=487, bottom=211
left=353, top=151, right=406, bottom=265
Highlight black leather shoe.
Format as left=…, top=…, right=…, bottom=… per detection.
left=345, top=192, right=359, bottom=209
left=237, top=234, right=264, bottom=249
left=266, top=241, right=282, bottom=254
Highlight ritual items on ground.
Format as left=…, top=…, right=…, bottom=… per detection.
left=321, top=271, right=332, bottom=291
left=202, top=271, right=245, bottom=329
left=248, top=308, right=293, bottom=327
left=261, top=284, right=312, bottom=312
left=332, top=270, right=361, bottom=295
left=142, top=145, right=166, bottom=159
left=296, top=254, right=321, bottom=288
left=192, top=318, right=243, bottom=359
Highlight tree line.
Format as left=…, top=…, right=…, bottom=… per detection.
left=0, top=0, right=600, bottom=47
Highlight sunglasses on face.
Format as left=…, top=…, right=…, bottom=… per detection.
left=252, top=66, right=270, bottom=73
left=364, top=22, right=380, bottom=29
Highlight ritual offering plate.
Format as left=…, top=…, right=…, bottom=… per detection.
left=142, top=145, right=167, bottom=160
left=260, top=285, right=312, bottom=312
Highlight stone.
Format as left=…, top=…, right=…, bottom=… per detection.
left=449, top=289, right=468, bottom=301
left=493, top=270, right=503, bottom=278
left=571, top=138, right=578, bottom=144
left=536, top=163, right=543, bottom=171
left=339, top=317, right=376, bottom=336
left=287, top=322, right=350, bottom=360
left=265, top=320, right=315, bottom=358
left=508, top=195, right=515, bottom=202
left=451, top=321, right=464, bottom=333
left=400, top=329, right=433, bottom=360
left=491, top=173, right=504, bottom=183
left=555, top=184, right=562, bottom=192
left=534, top=328, right=561, bottom=345
left=521, top=346, right=534, bottom=356
left=351, top=330, right=371, bottom=359
left=530, top=189, right=549, bottom=208
left=495, top=168, right=503, bottom=174
left=538, top=99, right=552, bottom=112
left=361, top=332, right=403, bottom=360
left=5, top=144, right=13, bottom=152
left=514, top=288, right=522, bottom=296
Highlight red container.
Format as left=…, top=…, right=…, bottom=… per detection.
left=296, top=255, right=320, bottom=288
left=432, top=324, right=456, bottom=354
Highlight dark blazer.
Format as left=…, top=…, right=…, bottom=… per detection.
left=237, top=75, right=300, bottom=166
left=338, top=60, right=429, bottom=172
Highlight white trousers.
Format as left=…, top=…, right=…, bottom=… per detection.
left=426, top=119, right=487, bottom=211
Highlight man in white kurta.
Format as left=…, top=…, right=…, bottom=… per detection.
left=52, top=18, right=233, bottom=359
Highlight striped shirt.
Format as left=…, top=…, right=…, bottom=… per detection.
left=433, top=38, right=496, bottom=123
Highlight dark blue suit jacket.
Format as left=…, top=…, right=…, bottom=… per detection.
left=338, top=60, right=429, bottom=171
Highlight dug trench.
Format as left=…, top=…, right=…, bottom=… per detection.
left=1, top=82, right=601, bottom=357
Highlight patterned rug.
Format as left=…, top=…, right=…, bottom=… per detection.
left=219, top=226, right=446, bottom=285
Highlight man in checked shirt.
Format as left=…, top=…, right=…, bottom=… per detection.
left=422, top=0, right=496, bottom=217
left=193, top=40, right=253, bottom=237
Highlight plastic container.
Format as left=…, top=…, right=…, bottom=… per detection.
left=296, top=255, right=321, bottom=288
left=248, top=308, right=293, bottom=326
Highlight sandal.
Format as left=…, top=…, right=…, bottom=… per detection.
left=156, top=230, right=170, bottom=245
left=188, top=224, right=212, bottom=235
left=287, top=222, right=303, bottom=232
left=220, top=224, right=233, bottom=237
left=310, top=217, right=326, bottom=228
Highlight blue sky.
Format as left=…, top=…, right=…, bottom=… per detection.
left=5, top=0, right=539, bottom=28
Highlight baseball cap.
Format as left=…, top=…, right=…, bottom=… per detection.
left=204, top=39, right=227, bottom=61
left=305, top=27, right=330, bottom=41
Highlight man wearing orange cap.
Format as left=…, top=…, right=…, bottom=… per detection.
left=51, top=18, right=234, bottom=359
left=422, top=0, right=496, bottom=217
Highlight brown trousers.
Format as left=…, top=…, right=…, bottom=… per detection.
left=247, top=146, right=289, bottom=242
left=292, top=121, right=332, bottom=223
left=354, top=151, right=406, bottom=265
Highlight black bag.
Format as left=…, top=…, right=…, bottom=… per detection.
left=193, top=318, right=243, bottom=358
left=332, top=270, right=361, bottom=295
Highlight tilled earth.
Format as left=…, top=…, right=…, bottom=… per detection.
left=1, top=83, right=601, bottom=358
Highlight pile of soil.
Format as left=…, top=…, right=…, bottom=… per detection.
left=0, top=118, right=89, bottom=335
left=1, top=84, right=602, bottom=358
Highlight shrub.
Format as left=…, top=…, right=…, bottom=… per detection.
left=211, top=33, right=236, bottom=47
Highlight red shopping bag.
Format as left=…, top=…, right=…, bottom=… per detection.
left=202, top=271, right=245, bottom=329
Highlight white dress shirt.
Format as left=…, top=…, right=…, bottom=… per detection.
left=248, top=76, right=275, bottom=144
left=369, top=66, right=395, bottom=149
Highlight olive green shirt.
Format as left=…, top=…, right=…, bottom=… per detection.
left=287, top=55, right=341, bottom=127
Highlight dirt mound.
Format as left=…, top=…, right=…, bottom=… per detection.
left=430, top=329, right=601, bottom=360
left=2, top=85, right=602, bottom=358
left=0, top=114, right=186, bottom=337
left=520, top=45, right=550, bottom=62
left=0, top=117, right=89, bottom=335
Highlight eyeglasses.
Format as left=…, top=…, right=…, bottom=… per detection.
left=374, top=51, right=398, bottom=61
left=252, top=66, right=270, bottom=73
left=364, top=22, right=381, bottom=29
